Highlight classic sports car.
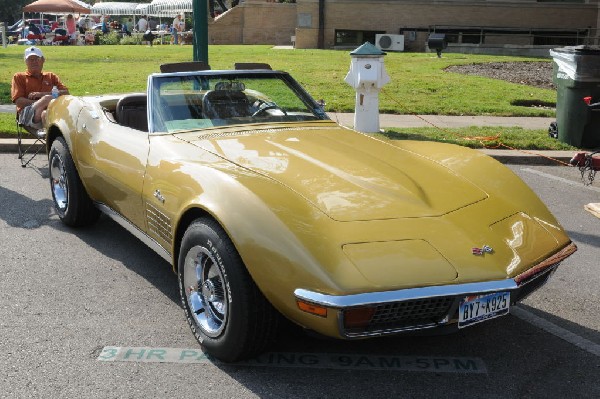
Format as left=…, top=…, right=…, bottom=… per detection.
left=45, top=64, right=576, bottom=362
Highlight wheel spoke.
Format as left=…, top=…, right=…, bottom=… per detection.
left=183, top=245, right=228, bottom=338
left=50, top=154, right=68, bottom=212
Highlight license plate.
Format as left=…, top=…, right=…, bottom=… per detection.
left=458, top=292, right=510, bottom=328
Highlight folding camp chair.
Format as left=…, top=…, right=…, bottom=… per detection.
left=16, top=114, right=46, bottom=168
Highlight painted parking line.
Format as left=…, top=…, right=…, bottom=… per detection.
left=97, top=347, right=486, bottom=373
left=522, top=168, right=600, bottom=193
left=512, top=307, right=600, bottom=357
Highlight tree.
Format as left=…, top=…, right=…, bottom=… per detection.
left=1, top=0, right=30, bottom=25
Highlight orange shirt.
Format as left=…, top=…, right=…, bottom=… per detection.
left=11, top=71, right=68, bottom=114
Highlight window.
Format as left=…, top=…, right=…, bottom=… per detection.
left=335, top=30, right=385, bottom=47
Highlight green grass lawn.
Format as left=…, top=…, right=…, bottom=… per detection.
left=1, top=44, right=564, bottom=149
left=379, top=126, right=574, bottom=151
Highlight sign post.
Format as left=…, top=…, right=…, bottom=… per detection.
left=192, top=0, right=209, bottom=63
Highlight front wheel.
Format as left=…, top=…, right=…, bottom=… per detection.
left=178, top=218, right=279, bottom=362
left=49, top=137, right=100, bottom=227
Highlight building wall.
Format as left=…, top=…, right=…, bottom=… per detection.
left=294, top=0, right=599, bottom=50
left=209, top=0, right=599, bottom=52
left=209, top=0, right=297, bottom=45
left=208, top=6, right=244, bottom=44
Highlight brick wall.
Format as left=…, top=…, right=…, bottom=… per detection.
left=209, top=1, right=297, bottom=45
left=295, top=0, right=599, bottom=49
left=209, top=0, right=599, bottom=50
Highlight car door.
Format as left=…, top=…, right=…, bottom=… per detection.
left=74, top=106, right=149, bottom=231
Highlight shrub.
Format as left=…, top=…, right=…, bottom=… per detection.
left=98, top=31, right=121, bottom=45
left=120, top=33, right=144, bottom=45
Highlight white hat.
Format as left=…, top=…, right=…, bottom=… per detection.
left=24, top=46, right=44, bottom=60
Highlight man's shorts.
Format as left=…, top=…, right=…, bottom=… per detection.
left=18, top=105, right=43, bottom=130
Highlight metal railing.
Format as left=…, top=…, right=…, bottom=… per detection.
left=429, top=25, right=597, bottom=47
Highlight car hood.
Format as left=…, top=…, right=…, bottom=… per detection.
left=178, top=123, right=488, bottom=221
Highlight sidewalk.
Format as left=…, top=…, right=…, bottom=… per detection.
left=0, top=104, right=573, bottom=164
left=328, top=113, right=555, bottom=130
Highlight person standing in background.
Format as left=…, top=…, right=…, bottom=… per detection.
left=137, top=15, right=148, bottom=33
left=122, top=18, right=132, bottom=36
left=171, top=14, right=185, bottom=45
left=148, top=17, right=158, bottom=31
left=177, top=14, right=185, bottom=45
left=101, top=15, right=110, bottom=34
left=77, top=16, right=87, bottom=34
left=66, top=14, right=77, bottom=45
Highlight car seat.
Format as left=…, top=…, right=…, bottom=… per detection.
left=116, top=94, right=148, bottom=132
left=202, top=90, right=250, bottom=120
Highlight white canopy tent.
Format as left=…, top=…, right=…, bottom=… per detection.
left=88, top=1, right=192, bottom=17
left=147, top=0, right=192, bottom=17
left=89, top=2, right=142, bottom=32
left=135, top=3, right=150, bottom=15
left=90, top=2, right=140, bottom=16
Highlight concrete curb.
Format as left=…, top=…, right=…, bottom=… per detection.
left=478, top=149, right=573, bottom=165
left=0, top=138, right=44, bottom=155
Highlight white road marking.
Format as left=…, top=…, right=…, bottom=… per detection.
left=97, top=347, right=487, bottom=373
left=512, top=307, right=600, bottom=357
left=518, top=168, right=599, bottom=355
left=521, top=168, right=600, bottom=192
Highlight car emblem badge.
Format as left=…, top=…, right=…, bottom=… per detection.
left=153, top=189, right=165, bottom=203
left=472, top=245, right=493, bottom=256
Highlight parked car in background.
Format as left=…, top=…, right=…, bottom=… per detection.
left=44, top=64, right=577, bottom=362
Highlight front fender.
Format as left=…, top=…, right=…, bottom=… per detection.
left=143, top=139, right=368, bottom=321
left=46, top=95, right=86, bottom=157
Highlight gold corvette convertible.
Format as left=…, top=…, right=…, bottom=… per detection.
left=45, top=65, right=576, bottom=362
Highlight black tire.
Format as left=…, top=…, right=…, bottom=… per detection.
left=178, top=218, right=280, bottom=362
left=49, top=137, right=100, bottom=227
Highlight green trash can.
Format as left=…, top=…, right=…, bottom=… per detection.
left=551, top=46, right=600, bottom=149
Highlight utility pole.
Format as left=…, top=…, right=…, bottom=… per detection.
left=192, top=0, right=209, bottom=63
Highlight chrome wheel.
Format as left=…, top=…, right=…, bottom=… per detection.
left=178, top=218, right=280, bottom=361
left=183, top=245, right=228, bottom=338
left=50, top=152, right=68, bottom=213
left=48, top=137, right=100, bottom=227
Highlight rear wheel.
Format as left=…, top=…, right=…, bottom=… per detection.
left=49, top=137, right=100, bottom=227
left=178, top=218, right=279, bottom=362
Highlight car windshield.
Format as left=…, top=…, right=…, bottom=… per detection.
left=148, top=72, right=329, bottom=133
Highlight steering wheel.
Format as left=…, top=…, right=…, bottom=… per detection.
left=251, top=100, right=287, bottom=117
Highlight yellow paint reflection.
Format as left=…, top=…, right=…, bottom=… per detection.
left=505, top=220, right=524, bottom=275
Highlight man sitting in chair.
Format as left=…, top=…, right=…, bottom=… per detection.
left=11, top=46, right=69, bottom=132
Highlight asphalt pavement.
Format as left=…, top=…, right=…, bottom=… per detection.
left=0, top=103, right=575, bottom=165
left=1, top=154, right=598, bottom=398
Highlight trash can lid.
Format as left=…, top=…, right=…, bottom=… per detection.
left=550, top=46, right=600, bottom=82
left=551, top=45, right=600, bottom=55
